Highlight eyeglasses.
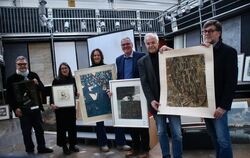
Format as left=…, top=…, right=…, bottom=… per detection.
left=202, top=29, right=217, bottom=34
left=16, top=63, right=27, bottom=66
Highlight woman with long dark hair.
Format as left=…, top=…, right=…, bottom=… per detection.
left=90, top=48, right=131, bottom=152
left=50, top=62, right=79, bottom=155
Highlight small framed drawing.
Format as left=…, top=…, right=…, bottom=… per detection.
left=243, top=56, right=250, bottom=81
left=52, top=84, right=75, bottom=107
left=0, top=105, right=10, bottom=120
left=109, top=78, right=149, bottom=128
left=237, top=54, right=244, bottom=81
left=75, top=64, right=116, bottom=124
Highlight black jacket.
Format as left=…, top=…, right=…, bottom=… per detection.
left=7, top=71, right=45, bottom=111
left=213, top=40, right=238, bottom=110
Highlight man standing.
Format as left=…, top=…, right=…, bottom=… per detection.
left=138, top=33, right=183, bottom=158
left=202, top=20, right=237, bottom=158
left=116, top=37, right=149, bottom=157
left=7, top=56, right=53, bottom=154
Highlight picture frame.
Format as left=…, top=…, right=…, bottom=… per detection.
left=109, top=78, right=149, bottom=128
left=237, top=54, right=244, bottom=81
left=52, top=84, right=75, bottom=107
left=0, top=105, right=10, bottom=120
left=12, top=80, right=41, bottom=110
left=158, top=46, right=216, bottom=118
left=75, top=64, right=116, bottom=124
left=243, top=56, right=250, bottom=81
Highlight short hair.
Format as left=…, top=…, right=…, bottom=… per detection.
left=90, top=48, right=104, bottom=65
left=203, top=20, right=222, bottom=32
left=121, top=37, right=132, bottom=44
left=144, top=33, right=159, bottom=44
left=15, top=56, right=28, bottom=63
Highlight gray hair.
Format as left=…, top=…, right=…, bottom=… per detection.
left=15, top=56, right=28, bottom=63
left=144, top=33, right=159, bottom=44
left=121, top=37, right=132, bottom=43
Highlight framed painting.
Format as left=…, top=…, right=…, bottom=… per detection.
left=0, top=105, right=10, bottom=120
left=41, top=104, right=56, bottom=132
left=243, top=56, right=250, bottom=81
left=75, top=64, right=116, bottom=124
left=237, top=54, right=244, bottom=81
left=12, top=80, right=41, bottom=110
left=109, top=79, right=149, bottom=128
left=158, top=46, right=216, bottom=118
left=52, top=84, right=75, bottom=107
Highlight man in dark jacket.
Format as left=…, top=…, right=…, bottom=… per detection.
left=202, top=20, right=237, bottom=158
left=7, top=56, right=53, bottom=154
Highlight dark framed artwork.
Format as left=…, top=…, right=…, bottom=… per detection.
left=12, top=80, right=41, bottom=110
left=75, top=64, right=116, bottom=124
left=109, top=79, right=149, bottom=128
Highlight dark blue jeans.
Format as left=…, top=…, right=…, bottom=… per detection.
left=205, top=113, right=233, bottom=158
left=96, top=121, right=127, bottom=147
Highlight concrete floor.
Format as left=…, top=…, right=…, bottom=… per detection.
left=0, top=119, right=250, bottom=158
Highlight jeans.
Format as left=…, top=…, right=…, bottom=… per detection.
left=154, top=114, right=182, bottom=158
left=96, top=121, right=127, bottom=146
left=205, top=113, right=233, bottom=158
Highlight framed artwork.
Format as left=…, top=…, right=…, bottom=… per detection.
left=0, top=105, right=10, bottom=120
left=75, top=64, right=116, bottom=124
left=12, top=80, right=41, bottom=110
left=228, top=101, right=250, bottom=127
left=243, top=56, right=250, bottom=81
left=41, top=104, right=56, bottom=132
left=109, top=79, right=149, bottom=128
left=158, top=46, right=216, bottom=118
left=237, top=54, right=244, bottom=81
left=52, top=84, right=75, bottom=107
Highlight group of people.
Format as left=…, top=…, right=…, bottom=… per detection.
left=6, top=19, right=237, bottom=158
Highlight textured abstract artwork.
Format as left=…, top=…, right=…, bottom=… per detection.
left=159, top=46, right=216, bottom=118
left=166, top=54, right=208, bottom=107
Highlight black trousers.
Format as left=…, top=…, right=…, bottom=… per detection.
left=130, top=128, right=150, bottom=152
left=19, top=109, right=46, bottom=152
left=55, top=107, right=77, bottom=147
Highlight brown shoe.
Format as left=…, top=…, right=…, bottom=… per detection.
left=125, top=150, right=139, bottom=157
left=138, top=152, right=149, bottom=158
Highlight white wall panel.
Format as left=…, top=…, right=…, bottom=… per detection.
left=54, top=42, right=77, bottom=76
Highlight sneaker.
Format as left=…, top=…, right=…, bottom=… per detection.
left=117, top=145, right=131, bottom=151
left=38, top=147, right=53, bottom=153
left=69, top=145, right=80, bottom=152
left=100, top=145, right=109, bottom=152
left=62, top=145, right=71, bottom=155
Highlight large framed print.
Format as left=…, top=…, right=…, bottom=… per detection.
left=75, top=64, right=116, bottom=123
left=243, top=56, right=250, bottom=81
left=159, top=46, right=216, bottom=118
left=0, top=105, right=10, bottom=120
left=12, top=80, right=41, bottom=110
left=109, top=79, right=149, bottom=128
left=52, top=84, right=75, bottom=107
left=237, top=54, right=244, bottom=81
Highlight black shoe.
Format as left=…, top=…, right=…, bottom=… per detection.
left=69, top=145, right=79, bottom=152
left=38, top=147, right=53, bottom=154
left=63, top=145, right=71, bottom=155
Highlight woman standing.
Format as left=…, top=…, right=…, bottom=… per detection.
left=90, top=48, right=131, bottom=152
left=50, top=62, right=79, bottom=155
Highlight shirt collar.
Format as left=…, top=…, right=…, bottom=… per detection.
left=124, top=51, right=133, bottom=58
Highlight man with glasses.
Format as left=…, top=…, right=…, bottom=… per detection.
left=202, top=20, right=237, bottom=158
left=116, top=37, right=149, bottom=158
left=7, top=56, right=53, bottom=154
